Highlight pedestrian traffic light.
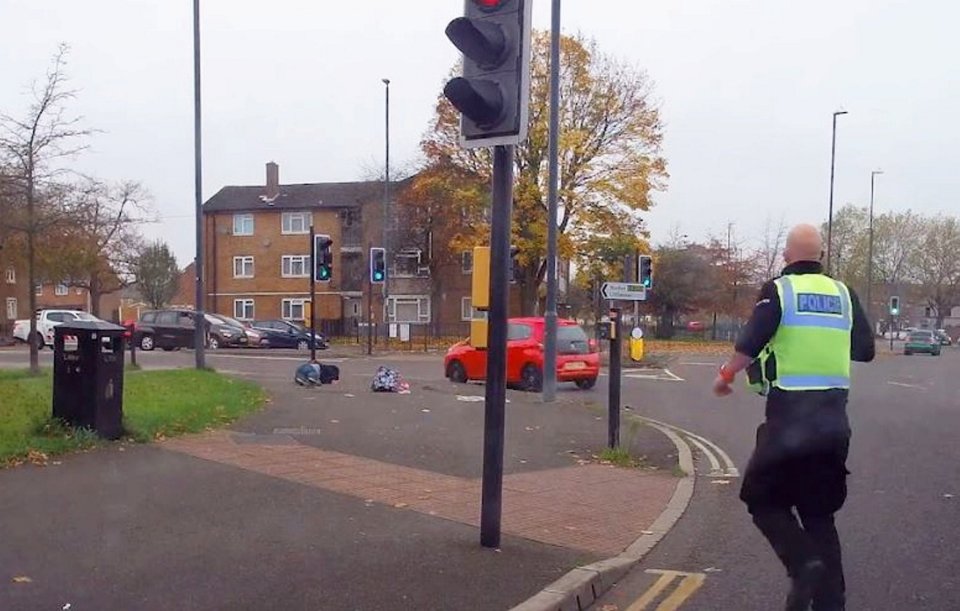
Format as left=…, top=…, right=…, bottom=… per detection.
left=890, top=295, right=900, bottom=316
left=314, top=235, right=333, bottom=282
left=638, top=255, right=653, bottom=289
left=443, top=0, right=532, bottom=148
left=509, top=245, right=521, bottom=284
left=370, top=247, right=386, bottom=284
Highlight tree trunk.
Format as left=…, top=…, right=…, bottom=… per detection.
left=27, top=188, right=39, bottom=375
left=519, top=266, right=538, bottom=316
left=89, top=275, right=101, bottom=318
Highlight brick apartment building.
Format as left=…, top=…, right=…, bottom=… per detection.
left=201, top=162, right=533, bottom=337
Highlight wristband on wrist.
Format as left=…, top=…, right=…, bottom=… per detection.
left=719, top=364, right=736, bottom=384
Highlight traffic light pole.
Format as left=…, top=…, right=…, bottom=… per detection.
left=367, top=241, right=374, bottom=357
left=481, top=145, right=514, bottom=549
left=309, top=225, right=317, bottom=362
left=608, top=308, right=622, bottom=449
left=542, top=0, right=561, bottom=404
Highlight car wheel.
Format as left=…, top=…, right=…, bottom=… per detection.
left=575, top=377, right=597, bottom=390
left=447, top=360, right=468, bottom=384
left=208, top=336, right=220, bottom=350
left=140, top=335, right=155, bottom=351
left=297, top=339, right=310, bottom=351
left=521, top=364, right=543, bottom=392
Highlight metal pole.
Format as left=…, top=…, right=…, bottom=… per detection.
left=192, top=0, right=206, bottom=369
left=382, top=79, right=390, bottom=342
left=367, top=242, right=373, bottom=356
left=542, top=0, right=561, bottom=403
left=310, top=225, right=317, bottom=362
left=867, top=170, right=882, bottom=324
left=826, top=110, right=847, bottom=275
left=481, top=145, right=514, bottom=549
left=608, top=308, right=621, bottom=448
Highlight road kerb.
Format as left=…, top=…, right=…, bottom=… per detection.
left=508, top=418, right=696, bottom=611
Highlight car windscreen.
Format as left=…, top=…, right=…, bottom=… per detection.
left=557, top=325, right=590, bottom=354
left=909, top=333, right=932, bottom=341
left=74, top=312, right=99, bottom=321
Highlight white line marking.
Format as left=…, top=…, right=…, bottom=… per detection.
left=207, top=353, right=348, bottom=364
left=678, top=361, right=718, bottom=367
left=634, top=415, right=740, bottom=478
left=887, top=381, right=923, bottom=389
left=686, top=436, right=722, bottom=475
left=663, top=369, right=685, bottom=381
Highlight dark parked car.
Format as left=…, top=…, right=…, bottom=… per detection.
left=251, top=319, right=328, bottom=350
left=134, top=309, right=248, bottom=351
left=904, top=330, right=941, bottom=356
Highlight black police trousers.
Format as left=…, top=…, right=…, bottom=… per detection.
left=740, top=388, right=851, bottom=611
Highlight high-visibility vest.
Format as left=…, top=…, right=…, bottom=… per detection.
left=747, top=274, right=853, bottom=393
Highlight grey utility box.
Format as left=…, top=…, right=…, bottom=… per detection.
left=52, top=320, right=126, bottom=440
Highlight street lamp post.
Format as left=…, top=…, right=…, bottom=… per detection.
left=867, top=169, right=884, bottom=323
left=543, top=0, right=561, bottom=403
left=382, top=78, right=390, bottom=344
left=192, top=0, right=206, bottom=369
left=826, top=110, right=848, bottom=275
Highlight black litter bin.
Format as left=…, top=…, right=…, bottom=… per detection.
left=53, top=320, right=126, bottom=440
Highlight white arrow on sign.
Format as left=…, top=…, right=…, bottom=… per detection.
left=600, top=282, right=647, bottom=301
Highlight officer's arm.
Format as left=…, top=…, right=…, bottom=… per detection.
left=721, top=281, right=782, bottom=375
left=847, top=288, right=876, bottom=362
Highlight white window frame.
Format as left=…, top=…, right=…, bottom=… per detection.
left=233, top=299, right=255, bottom=321
left=394, top=249, right=424, bottom=278
left=387, top=295, right=431, bottom=324
left=5, top=297, right=17, bottom=320
left=461, top=251, right=473, bottom=274
left=233, top=256, right=255, bottom=279
left=461, top=297, right=474, bottom=321
left=281, top=255, right=311, bottom=278
left=281, top=212, right=312, bottom=235
left=55, top=283, right=69, bottom=296
left=4, top=267, right=15, bottom=284
left=34, top=282, right=43, bottom=296
left=281, top=298, right=310, bottom=321
left=233, top=214, right=254, bottom=236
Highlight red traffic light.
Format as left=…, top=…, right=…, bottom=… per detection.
left=473, top=0, right=507, bottom=10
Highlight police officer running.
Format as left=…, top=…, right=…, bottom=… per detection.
left=712, top=223, right=874, bottom=611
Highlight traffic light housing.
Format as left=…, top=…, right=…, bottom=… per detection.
left=370, top=247, right=386, bottom=284
left=638, top=255, right=653, bottom=289
left=890, top=295, right=900, bottom=316
left=443, top=0, right=532, bottom=148
left=314, top=235, right=333, bottom=282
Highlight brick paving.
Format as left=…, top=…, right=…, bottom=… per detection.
left=163, top=431, right=678, bottom=556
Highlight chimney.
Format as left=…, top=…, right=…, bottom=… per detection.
left=265, top=161, right=280, bottom=201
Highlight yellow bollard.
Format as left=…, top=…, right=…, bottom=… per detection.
left=629, top=327, right=645, bottom=361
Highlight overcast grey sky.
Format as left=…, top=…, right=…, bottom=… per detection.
left=3, top=0, right=957, bottom=264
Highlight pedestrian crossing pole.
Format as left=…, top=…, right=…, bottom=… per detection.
left=309, top=225, right=317, bottom=362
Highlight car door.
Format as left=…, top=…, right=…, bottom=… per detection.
left=505, top=322, right=538, bottom=382
left=152, top=312, right=178, bottom=348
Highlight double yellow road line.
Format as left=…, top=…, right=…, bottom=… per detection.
left=625, top=569, right=706, bottom=611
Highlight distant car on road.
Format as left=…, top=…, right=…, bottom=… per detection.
left=444, top=317, right=600, bottom=391
left=133, top=309, right=248, bottom=351
left=13, top=309, right=103, bottom=349
left=251, top=319, right=329, bottom=351
left=935, top=329, right=952, bottom=346
left=904, top=330, right=941, bottom=356
left=208, top=314, right=266, bottom=348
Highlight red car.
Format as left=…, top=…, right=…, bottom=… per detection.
left=444, top=317, right=600, bottom=391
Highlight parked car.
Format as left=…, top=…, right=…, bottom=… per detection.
left=904, top=330, right=941, bottom=356
left=13, top=309, right=103, bottom=349
left=133, top=309, right=248, bottom=351
left=251, top=319, right=329, bottom=350
left=444, top=317, right=600, bottom=391
left=935, top=329, right=952, bottom=346
left=209, top=314, right=265, bottom=347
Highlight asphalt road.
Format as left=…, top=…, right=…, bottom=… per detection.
left=3, top=344, right=958, bottom=609
left=590, top=348, right=960, bottom=610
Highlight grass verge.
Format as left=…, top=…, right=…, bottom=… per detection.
left=0, top=368, right=264, bottom=467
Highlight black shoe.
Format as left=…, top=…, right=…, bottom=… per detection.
left=785, top=560, right=826, bottom=611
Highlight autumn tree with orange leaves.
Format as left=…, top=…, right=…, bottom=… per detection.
left=401, top=32, right=668, bottom=314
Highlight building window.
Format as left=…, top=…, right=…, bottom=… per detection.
left=5, top=298, right=17, bottom=320
left=461, top=297, right=474, bottom=321
left=233, top=214, right=254, bottom=236
left=35, top=282, right=43, bottom=296
left=234, top=299, right=255, bottom=321
left=388, top=295, right=430, bottom=323
left=55, top=283, right=69, bottom=296
left=281, top=298, right=310, bottom=321
left=233, top=256, right=255, bottom=279
left=281, top=212, right=312, bottom=235
left=281, top=255, right=311, bottom=278
left=461, top=251, right=473, bottom=274
left=394, top=249, right=427, bottom=278
left=4, top=267, right=15, bottom=284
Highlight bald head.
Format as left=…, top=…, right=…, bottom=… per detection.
left=784, top=224, right=824, bottom=266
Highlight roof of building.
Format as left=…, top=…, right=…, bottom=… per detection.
left=203, top=180, right=406, bottom=213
